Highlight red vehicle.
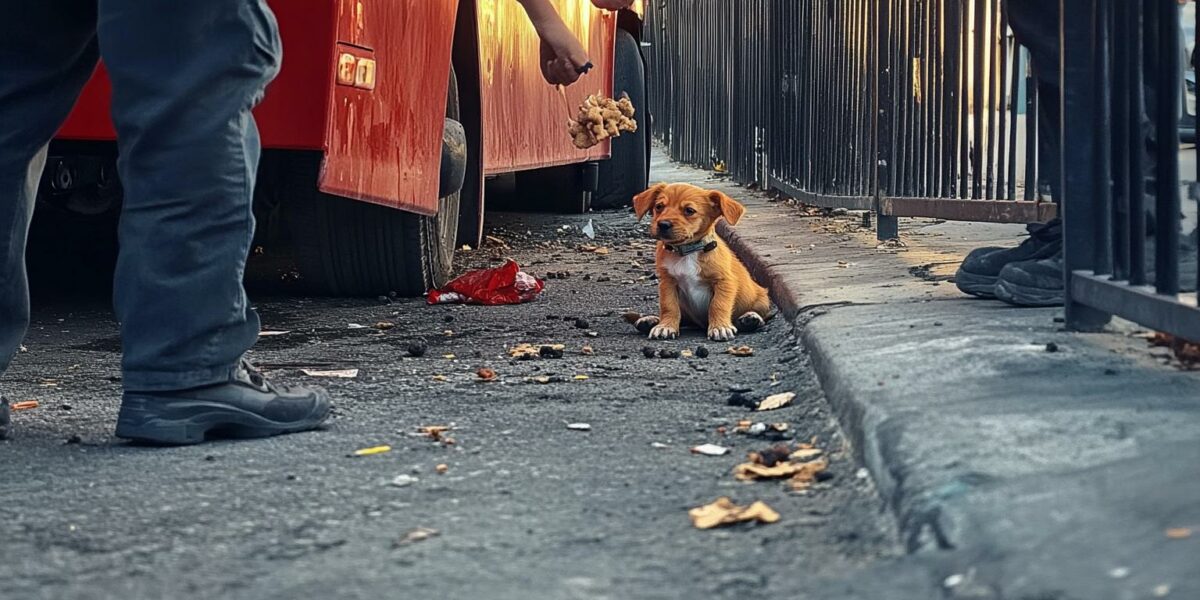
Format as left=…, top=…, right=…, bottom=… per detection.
left=41, top=0, right=648, bottom=295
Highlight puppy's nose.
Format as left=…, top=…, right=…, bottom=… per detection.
left=657, top=221, right=673, bottom=235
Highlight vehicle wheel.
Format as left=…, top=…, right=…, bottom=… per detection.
left=593, top=28, right=649, bottom=210
left=284, top=71, right=462, bottom=296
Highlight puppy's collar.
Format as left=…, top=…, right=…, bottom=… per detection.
left=665, top=236, right=719, bottom=256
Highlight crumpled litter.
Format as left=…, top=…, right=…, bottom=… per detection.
left=427, top=260, right=544, bottom=306
left=568, top=93, right=638, bottom=149
left=688, top=497, right=780, bottom=529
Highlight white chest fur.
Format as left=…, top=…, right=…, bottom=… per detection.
left=663, top=252, right=712, bottom=323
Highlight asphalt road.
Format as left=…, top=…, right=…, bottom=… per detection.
left=1, top=206, right=899, bottom=599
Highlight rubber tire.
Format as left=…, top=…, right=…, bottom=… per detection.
left=593, top=29, right=649, bottom=210
left=285, top=72, right=462, bottom=297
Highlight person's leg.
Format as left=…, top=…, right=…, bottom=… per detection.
left=97, top=0, right=329, bottom=443
left=0, top=2, right=100, bottom=438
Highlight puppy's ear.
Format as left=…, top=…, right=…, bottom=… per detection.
left=710, top=191, right=746, bottom=225
left=633, top=184, right=667, bottom=220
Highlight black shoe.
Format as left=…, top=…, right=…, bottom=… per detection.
left=956, top=219, right=1062, bottom=298
left=0, top=397, right=10, bottom=440
left=116, top=358, right=332, bottom=445
left=994, top=250, right=1065, bottom=307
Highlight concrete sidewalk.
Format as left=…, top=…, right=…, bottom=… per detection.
left=651, top=153, right=1200, bottom=599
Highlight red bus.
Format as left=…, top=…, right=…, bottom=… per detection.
left=41, top=0, right=648, bottom=295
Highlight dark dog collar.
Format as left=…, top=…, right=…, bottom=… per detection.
left=665, top=237, right=719, bottom=256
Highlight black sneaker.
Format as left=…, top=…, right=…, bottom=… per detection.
left=116, top=358, right=332, bottom=445
left=994, top=250, right=1065, bottom=307
left=956, top=219, right=1062, bottom=298
left=0, top=397, right=10, bottom=440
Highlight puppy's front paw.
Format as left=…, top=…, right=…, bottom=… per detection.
left=708, top=325, right=738, bottom=342
left=634, top=315, right=660, bottom=335
left=649, top=324, right=679, bottom=340
left=736, top=311, right=767, bottom=333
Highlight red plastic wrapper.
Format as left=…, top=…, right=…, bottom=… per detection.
left=426, top=260, right=545, bottom=306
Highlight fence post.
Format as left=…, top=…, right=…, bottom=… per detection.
left=874, top=0, right=899, bottom=241
left=1062, top=0, right=1112, bottom=331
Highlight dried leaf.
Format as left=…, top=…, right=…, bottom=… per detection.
left=431, top=375, right=448, bottom=382
left=477, top=368, right=497, bottom=381
left=374, top=321, right=396, bottom=330
left=688, top=497, right=780, bottom=529
left=353, top=445, right=392, bottom=457
left=302, top=368, right=359, bottom=378
left=691, top=443, right=730, bottom=456
left=418, top=426, right=450, bottom=441
left=727, top=345, right=755, bottom=357
left=789, top=448, right=825, bottom=461
left=1166, top=527, right=1193, bottom=539
left=581, top=346, right=595, bottom=355
left=394, top=527, right=439, bottom=547
left=756, top=392, right=795, bottom=411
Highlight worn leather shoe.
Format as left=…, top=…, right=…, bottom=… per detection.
left=116, top=358, right=331, bottom=445
left=994, top=250, right=1065, bottom=307
left=956, top=219, right=1062, bottom=298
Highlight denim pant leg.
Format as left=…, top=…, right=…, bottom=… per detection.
left=97, top=0, right=281, bottom=391
left=0, top=3, right=100, bottom=377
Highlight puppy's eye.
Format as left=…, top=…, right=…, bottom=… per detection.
left=655, top=203, right=665, bottom=213
left=684, top=207, right=697, bottom=216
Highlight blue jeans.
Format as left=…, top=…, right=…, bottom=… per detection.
left=0, top=0, right=280, bottom=391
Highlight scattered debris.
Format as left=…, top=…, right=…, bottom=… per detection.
left=1045, top=342, right=1059, bottom=353
left=476, top=368, right=498, bottom=382
left=642, top=346, right=657, bottom=358
left=418, top=426, right=451, bottom=442
left=688, top=497, right=780, bottom=530
left=427, top=260, right=545, bottom=305
left=258, top=330, right=290, bottom=337
left=484, top=234, right=509, bottom=249
left=1166, top=527, right=1193, bottom=539
left=582, top=219, right=596, bottom=239
left=347, top=323, right=368, bottom=329
left=390, top=475, right=419, bottom=488
left=1154, top=584, right=1172, bottom=597
left=1108, top=567, right=1131, bottom=580
left=573, top=374, right=590, bottom=381
left=726, top=392, right=758, bottom=409
left=301, top=368, right=359, bottom=378
left=1148, top=332, right=1200, bottom=368
left=726, top=345, right=755, bottom=357
left=406, top=341, right=428, bottom=357
left=574, top=318, right=590, bottom=329
left=566, top=422, right=592, bottom=431
left=695, top=346, right=710, bottom=358
left=581, top=346, right=595, bottom=355
left=735, top=455, right=829, bottom=491
left=353, top=445, right=392, bottom=457
left=394, top=527, right=439, bottom=547
left=789, top=447, right=824, bottom=461
left=756, top=392, right=795, bottom=412
left=374, top=321, right=396, bottom=330
left=657, top=348, right=680, bottom=359
left=747, top=444, right=794, bottom=467
left=65, top=434, right=82, bottom=445
left=691, top=443, right=730, bottom=456
left=435, top=463, right=449, bottom=474
left=10, top=400, right=39, bottom=411
left=431, top=375, right=448, bottom=382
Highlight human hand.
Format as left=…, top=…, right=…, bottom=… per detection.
left=537, top=21, right=592, bottom=85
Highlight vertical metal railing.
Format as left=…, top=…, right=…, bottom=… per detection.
left=645, top=0, right=1053, bottom=230
left=1063, top=0, right=1200, bottom=341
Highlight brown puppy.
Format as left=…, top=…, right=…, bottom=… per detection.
left=632, top=183, right=770, bottom=341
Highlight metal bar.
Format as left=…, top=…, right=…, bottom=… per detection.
left=1129, top=0, right=1147, bottom=286
left=972, top=0, right=986, bottom=198
left=997, top=5, right=1011, bottom=200
left=1154, top=0, right=1181, bottom=295
left=1024, top=52, right=1039, bottom=201
left=771, top=176, right=876, bottom=211
left=985, top=0, right=999, bottom=199
left=876, top=0, right=900, bottom=239
left=1062, top=0, right=1112, bottom=331
left=881, top=197, right=1056, bottom=222
left=1006, top=38, right=1022, bottom=200
left=1093, top=0, right=1113, bottom=276
left=1072, top=273, right=1200, bottom=341
left=959, top=0, right=971, bottom=197
left=1112, top=0, right=1131, bottom=281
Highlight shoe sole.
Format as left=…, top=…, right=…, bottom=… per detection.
left=955, top=270, right=998, bottom=298
left=994, top=280, right=1064, bottom=307
left=115, top=395, right=331, bottom=445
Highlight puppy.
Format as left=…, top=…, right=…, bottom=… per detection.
left=632, top=183, right=771, bottom=341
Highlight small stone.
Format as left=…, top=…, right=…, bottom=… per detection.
left=933, top=321, right=944, bottom=327
left=286, top=474, right=298, bottom=481
left=406, top=341, right=428, bottom=358
left=204, top=455, right=217, bottom=462
left=443, top=315, right=455, bottom=323
left=65, top=434, right=82, bottom=445
left=574, top=318, right=590, bottom=329
left=726, top=392, right=757, bottom=409
left=695, top=346, right=710, bottom=358
left=943, top=574, right=965, bottom=588
left=566, top=423, right=592, bottom=431
left=1104, top=368, right=1118, bottom=375
left=1109, top=567, right=1131, bottom=579
left=60, top=404, right=73, bottom=411
left=377, top=295, right=392, bottom=305
left=390, top=474, right=419, bottom=488
left=855, top=467, right=870, bottom=479
left=539, top=345, right=564, bottom=359
left=586, top=331, right=599, bottom=338
left=642, top=346, right=657, bottom=358
left=1045, top=342, right=1059, bottom=353
left=657, top=348, right=680, bottom=359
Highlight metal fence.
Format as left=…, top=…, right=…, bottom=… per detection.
left=1062, top=0, right=1200, bottom=338
left=645, top=0, right=1054, bottom=240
